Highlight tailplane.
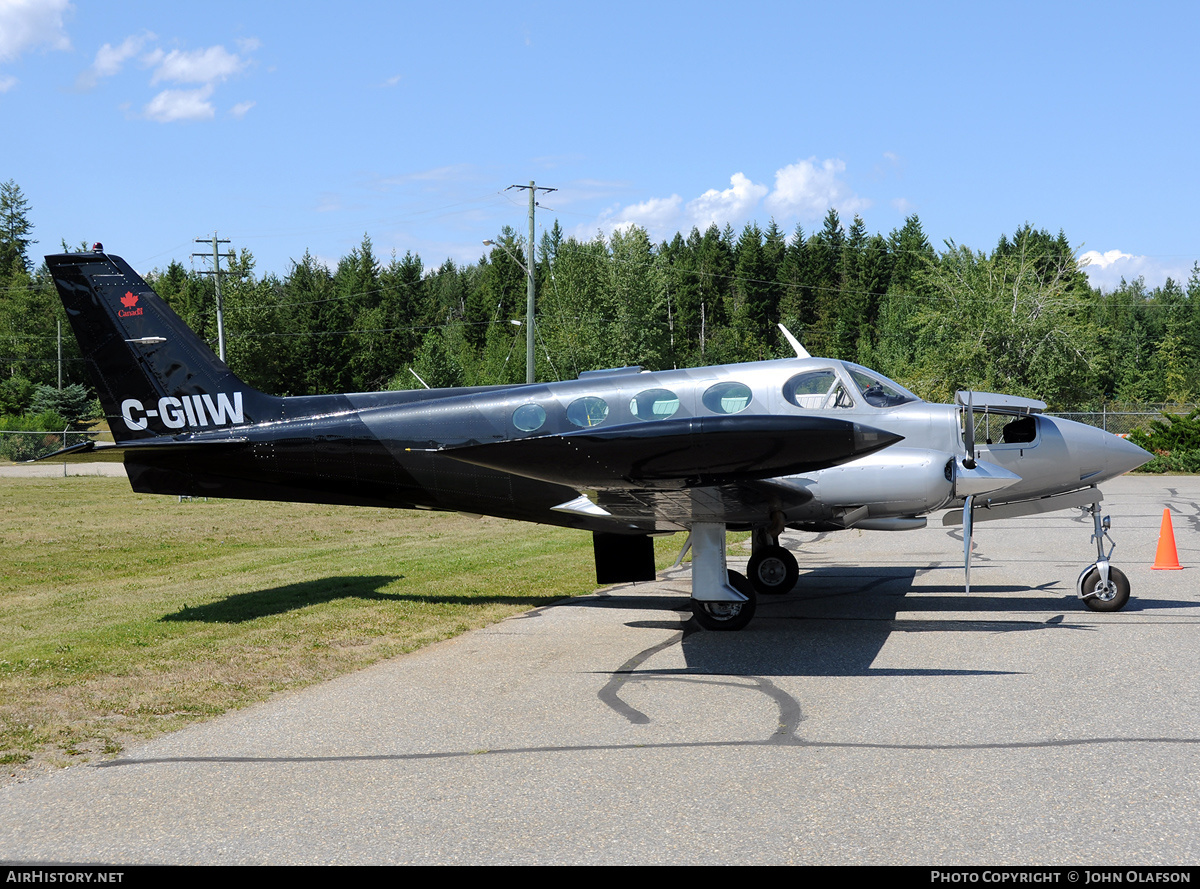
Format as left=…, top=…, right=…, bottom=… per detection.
left=45, top=252, right=280, bottom=443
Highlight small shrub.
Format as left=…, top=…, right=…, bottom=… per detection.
left=1129, top=409, right=1200, bottom=474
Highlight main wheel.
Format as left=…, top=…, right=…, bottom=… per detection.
left=747, top=545, right=799, bottom=596
left=691, top=570, right=757, bottom=631
left=1081, top=565, right=1130, bottom=612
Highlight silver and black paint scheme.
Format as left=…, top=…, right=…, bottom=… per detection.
left=42, top=251, right=1150, bottom=631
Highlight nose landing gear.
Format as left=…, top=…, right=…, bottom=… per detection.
left=1078, top=503, right=1131, bottom=612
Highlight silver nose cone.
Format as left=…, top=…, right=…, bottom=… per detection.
left=1105, top=432, right=1152, bottom=477
left=1053, top=417, right=1152, bottom=482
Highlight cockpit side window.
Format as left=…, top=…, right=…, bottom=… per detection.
left=782, top=370, right=854, bottom=409
left=846, top=367, right=918, bottom=408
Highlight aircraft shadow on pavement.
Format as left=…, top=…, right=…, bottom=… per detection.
left=592, top=564, right=1200, bottom=678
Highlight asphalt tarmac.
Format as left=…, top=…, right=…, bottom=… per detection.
left=2, top=475, right=1198, bottom=865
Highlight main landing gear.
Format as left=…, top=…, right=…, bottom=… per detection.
left=687, top=521, right=801, bottom=630
left=1077, top=502, right=1131, bottom=612
left=747, top=527, right=799, bottom=596
left=692, top=569, right=757, bottom=631
left=688, top=522, right=757, bottom=631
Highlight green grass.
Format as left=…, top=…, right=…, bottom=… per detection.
left=0, top=476, right=624, bottom=778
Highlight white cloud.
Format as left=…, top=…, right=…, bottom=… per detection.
left=578, top=159, right=869, bottom=243
left=121, top=40, right=257, bottom=123
left=0, top=0, right=71, bottom=62
left=611, top=194, right=683, bottom=232
left=1079, top=248, right=1132, bottom=270
left=764, top=157, right=869, bottom=221
left=143, top=85, right=214, bottom=122
left=685, top=172, right=768, bottom=230
left=1079, top=249, right=1196, bottom=291
left=149, top=45, right=247, bottom=85
left=0, top=74, right=16, bottom=93
left=76, top=31, right=153, bottom=89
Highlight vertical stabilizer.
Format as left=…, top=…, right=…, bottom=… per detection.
left=45, top=252, right=280, bottom=442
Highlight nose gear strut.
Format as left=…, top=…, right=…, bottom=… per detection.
left=1076, top=501, right=1130, bottom=612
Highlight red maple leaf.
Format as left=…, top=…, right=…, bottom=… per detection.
left=121, top=292, right=138, bottom=308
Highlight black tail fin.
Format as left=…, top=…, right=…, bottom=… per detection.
left=45, top=252, right=280, bottom=442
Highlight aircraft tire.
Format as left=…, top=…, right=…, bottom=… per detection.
left=692, top=570, right=757, bottom=631
left=1081, top=565, right=1130, bottom=612
left=747, top=545, right=799, bottom=596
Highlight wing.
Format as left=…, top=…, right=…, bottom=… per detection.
left=551, top=478, right=814, bottom=531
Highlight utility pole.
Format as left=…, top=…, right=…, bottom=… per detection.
left=505, top=182, right=556, bottom=384
left=192, top=233, right=233, bottom=361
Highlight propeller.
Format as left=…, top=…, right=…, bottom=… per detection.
left=962, top=391, right=976, bottom=469
left=963, top=493, right=974, bottom=593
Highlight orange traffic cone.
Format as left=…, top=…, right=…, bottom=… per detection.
left=1152, top=508, right=1183, bottom=570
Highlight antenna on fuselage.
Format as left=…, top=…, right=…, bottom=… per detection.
left=777, top=323, right=811, bottom=359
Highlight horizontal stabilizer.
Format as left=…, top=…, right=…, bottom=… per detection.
left=30, top=436, right=248, bottom=463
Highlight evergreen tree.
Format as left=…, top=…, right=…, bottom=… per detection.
left=806, top=208, right=845, bottom=357
left=0, top=180, right=35, bottom=274
left=733, top=223, right=772, bottom=356
left=778, top=224, right=814, bottom=349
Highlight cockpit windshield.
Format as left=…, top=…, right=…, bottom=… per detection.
left=844, top=364, right=920, bottom=408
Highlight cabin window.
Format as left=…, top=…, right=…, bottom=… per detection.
left=784, top=371, right=836, bottom=408
left=629, top=388, right=680, bottom=421
left=702, top=381, right=753, bottom=414
left=782, top=371, right=854, bottom=409
left=567, top=396, right=610, bottom=427
left=512, top=403, right=547, bottom=432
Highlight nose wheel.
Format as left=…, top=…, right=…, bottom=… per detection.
left=1077, top=502, right=1131, bottom=612
left=1080, top=565, right=1130, bottom=612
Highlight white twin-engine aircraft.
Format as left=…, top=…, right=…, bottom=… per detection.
left=43, top=251, right=1150, bottom=631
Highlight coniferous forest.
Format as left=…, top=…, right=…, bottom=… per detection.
left=3, top=178, right=1199, bottom=418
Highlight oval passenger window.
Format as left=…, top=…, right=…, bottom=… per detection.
left=512, top=403, right=547, bottom=432
left=629, top=388, right=680, bottom=421
left=701, top=381, right=753, bottom=414
left=566, top=396, right=609, bottom=428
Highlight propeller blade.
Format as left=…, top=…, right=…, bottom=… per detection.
left=963, top=391, right=976, bottom=469
left=963, top=494, right=974, bottom=593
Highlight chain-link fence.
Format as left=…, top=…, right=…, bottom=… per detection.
left=0, top=429, right=111, bottom=463
left=1047, top=405, right=1198, bottom=437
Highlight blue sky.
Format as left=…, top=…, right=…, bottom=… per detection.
left=2, top=0, right=1198, bottom=290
